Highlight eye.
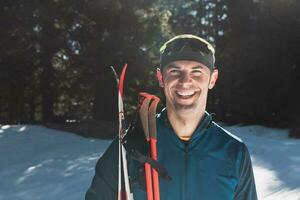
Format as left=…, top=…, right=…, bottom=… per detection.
left=169, top=69, right=181, bottom=75
left=192, top=70, right=202, bottom=75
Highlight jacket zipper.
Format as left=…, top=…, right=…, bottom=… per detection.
left=183, top=143, right=189, bottom=200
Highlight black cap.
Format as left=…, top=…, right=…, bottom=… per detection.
left=160, top=34, right=215, bottom=70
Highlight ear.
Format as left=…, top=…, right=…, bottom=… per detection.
left=208, top=69, right=218, bottom=89
left=156, top=68, right=164, bottom=88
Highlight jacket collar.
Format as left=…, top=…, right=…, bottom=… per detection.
left=158, top=108, right=212, bottom=149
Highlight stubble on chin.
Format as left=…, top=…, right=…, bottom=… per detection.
left=174, top=103, right=195, bottom=113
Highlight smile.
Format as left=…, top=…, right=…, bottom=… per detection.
left=175, top=91, right=196, bottom=99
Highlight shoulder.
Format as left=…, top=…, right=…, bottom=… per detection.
left=94, top=137, right=118, bottom=169
left=210, top=121, right=244, bottom=144
left=208, top=121, right=249, bottom=161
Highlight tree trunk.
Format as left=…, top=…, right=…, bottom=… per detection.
left=41, top=62, right=54, bottom=122
left=93, top=66, right=117, bottom=122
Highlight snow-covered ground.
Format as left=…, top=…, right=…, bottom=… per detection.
left=0, top=124, right=299, bottom=200
left=226, top=125, right=300, bottom=200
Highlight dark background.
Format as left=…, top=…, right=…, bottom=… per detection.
left=0, top=0, right=299, bottom=137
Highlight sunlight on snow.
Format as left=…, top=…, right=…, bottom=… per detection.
left=1, top=125, right=10, bottom=129
left=18, top=126, right=27, bottom=132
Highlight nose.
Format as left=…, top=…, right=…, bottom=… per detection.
left=179, top=71, right=192, bottom=84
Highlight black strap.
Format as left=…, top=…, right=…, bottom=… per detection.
left=122, top=115, right=172, bottom=182
left=128, top=148, right=172, bottom=181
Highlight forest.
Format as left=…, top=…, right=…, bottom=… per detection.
left=0, top=0, right=299, bottom=137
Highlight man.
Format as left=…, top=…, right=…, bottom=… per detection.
left=86, top=34, right=257, bottom=200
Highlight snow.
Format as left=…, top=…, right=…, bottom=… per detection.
left=226, top=125, right=300, bottom=200
left=0, top=124, right=299, bottom=200
left=0, top=125, right=111, bottom=200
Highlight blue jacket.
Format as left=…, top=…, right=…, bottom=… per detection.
left=86, top=109, right=257, bottom=200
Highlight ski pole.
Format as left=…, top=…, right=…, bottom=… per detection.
left=139, top=95, right=154, bottom=200
left=148, top=96, right=160, bottom=200
left=138, top=92, right=161, bottom=200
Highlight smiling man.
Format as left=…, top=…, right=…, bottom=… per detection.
left=86, top=34, right=257, bottom=200
left=156, top=59, right=218, bottom=141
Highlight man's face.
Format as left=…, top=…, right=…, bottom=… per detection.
left=157, top=60, right=218, bottom=114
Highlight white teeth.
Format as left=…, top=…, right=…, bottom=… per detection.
left=176, top=91, right=195, bottom=96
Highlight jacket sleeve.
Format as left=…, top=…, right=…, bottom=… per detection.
left=234, top=143, right=258, bottom=200
left=85, top=138, right=119, bottom=200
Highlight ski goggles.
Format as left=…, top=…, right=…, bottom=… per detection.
left=159, top=34, right=215, bottom=70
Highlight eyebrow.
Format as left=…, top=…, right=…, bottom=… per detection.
left=166, top=64, right=205, bottom=69
left=191, top=65, right=204, bottom=69
left=166, top=65, right=180, bottom=69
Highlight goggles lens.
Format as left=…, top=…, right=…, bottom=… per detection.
left=163, top=38, right=213, bottom=55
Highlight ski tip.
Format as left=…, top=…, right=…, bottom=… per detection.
left=110, top=65, right=117, bottom=77
left=120, top=63, right=128, bottom=97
